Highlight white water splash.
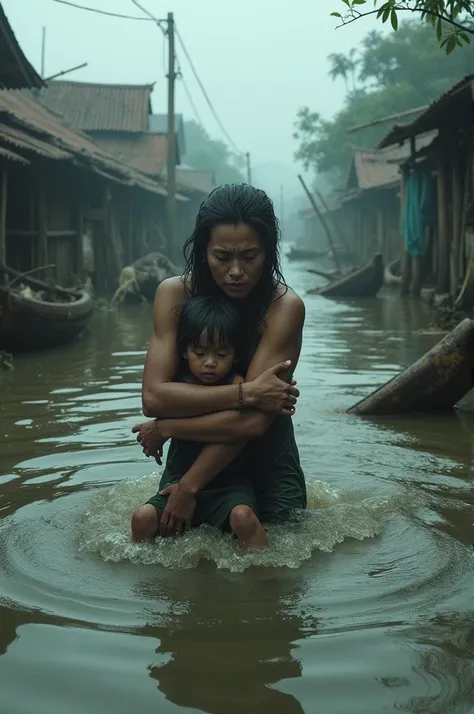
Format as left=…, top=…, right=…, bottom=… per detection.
left=78, top=472, right=406, bottom=572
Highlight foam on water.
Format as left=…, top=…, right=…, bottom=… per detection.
left=78, top=472, right=409, bottom=572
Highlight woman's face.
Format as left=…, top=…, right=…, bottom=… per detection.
left=206, top=223, right=266, bottom=300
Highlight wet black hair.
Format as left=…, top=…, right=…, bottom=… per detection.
left=182, top=183, right=287, bottom=352
left=177, top=296, right=244, bottom=362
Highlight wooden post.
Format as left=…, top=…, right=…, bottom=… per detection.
left=411, top=255, right=421, bottom=297
left=297, top=174, right=342, bottom=273
left=436, top=151, right=450, bottom=294
left=451, top=150, right=462, bottom=296
left=37, top=176, right=48, bottom=274
left=0, top=160, right=7, bottom=284
left=399, top=166, right=411, bottom=296
left=316, top=189, right=354, bottom=267
left=166, top=11, right=176, bottom=258
left=376, top=205, right=384, bottom=259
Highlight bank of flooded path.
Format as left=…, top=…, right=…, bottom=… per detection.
left=1, top=258, right=473, bottom=714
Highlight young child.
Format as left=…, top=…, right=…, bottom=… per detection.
left=148, top=295, right=267, bottom=548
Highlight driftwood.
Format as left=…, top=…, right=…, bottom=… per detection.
left=347, top=318, right=474, bottom=416
left=7, top=263, right=56, bottom=288
left=112, top=251, right=180, bottom=306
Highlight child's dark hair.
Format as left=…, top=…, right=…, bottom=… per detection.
left=177, top=296, right=244, bottom=360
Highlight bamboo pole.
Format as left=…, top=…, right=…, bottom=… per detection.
left=315, top=189, right=354, bottom=267
left=297, top=175, right=342, bottom=273
left=399, top=166, right=411, bottom=296
left=37, top=177, right=48, bottom=277
left=0, top=161, right=7, bottom=285
left=436, top=150, right=450, bottom=294
left=451, top=149, right=462, bottom=296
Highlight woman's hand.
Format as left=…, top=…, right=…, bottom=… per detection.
left=158, top=482, right=196, bottom=536
left=131, top=420, right=168, bottom=464
left=244, top=361, right=299, bottom=416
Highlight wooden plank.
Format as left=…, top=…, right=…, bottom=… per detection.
left=436, top=150, right=450, bottom=294
left=451, top=151, right=462, bottom=295
left=0, top=161, right=7, bottom=285
left=37, top=178, right=48, bottom=271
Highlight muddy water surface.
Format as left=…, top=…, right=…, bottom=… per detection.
left=1, top=258, right=473, bottom=714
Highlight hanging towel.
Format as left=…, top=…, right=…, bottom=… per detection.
left=401, top=165, right=436, bottom=258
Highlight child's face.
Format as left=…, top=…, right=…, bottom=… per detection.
left=185, top=333, right=236, bottom=385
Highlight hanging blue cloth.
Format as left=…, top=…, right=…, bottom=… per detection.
left=401, top=165, right=436, bottom=257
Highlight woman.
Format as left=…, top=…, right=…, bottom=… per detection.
left=132, top=183, right=307, bottom=546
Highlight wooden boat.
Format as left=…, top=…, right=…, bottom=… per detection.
left=286, top=246, right=327, bottom=262
left=307, top=253, right=384, bottom=298
left=307, top=267, right=341, bottom=281
left=384, top=257, right=401, bottom=286
left=0, top=269, right=93, bottom=352
left=347, top=318, right=474, bottom=416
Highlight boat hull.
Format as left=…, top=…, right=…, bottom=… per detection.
left=0, top=288, right=94, bottom=352
left=308, top=253, right=384, bottom=298
left=347, top=318, right=474, bottom=415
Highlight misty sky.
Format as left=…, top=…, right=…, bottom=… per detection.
left=4, top=0, right=383, bottom=169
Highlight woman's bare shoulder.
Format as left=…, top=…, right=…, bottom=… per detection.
left=270, top=283, right=305, bottom=317
left=155, top=275, right=187, bottom=301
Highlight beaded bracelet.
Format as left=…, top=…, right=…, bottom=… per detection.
left=238, top=381, right=244, bottom=414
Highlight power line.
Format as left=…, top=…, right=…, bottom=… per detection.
left=127, top=0, right=243, bottom=156
left=129, top=0, right=164, bottom=26
left=179, top=75, right=204, bottom=128
left=52, top=0, right=155, bottom=20
left=175, top=27, right=243, bottom=156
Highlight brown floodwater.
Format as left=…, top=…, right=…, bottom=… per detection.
left=0, top=256, right=473, bottom=714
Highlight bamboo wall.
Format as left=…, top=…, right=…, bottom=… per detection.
left=1, top=157, right=169, bottom=295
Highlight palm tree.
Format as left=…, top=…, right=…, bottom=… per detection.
left=328, top=52, right=351, bottom=93
left=347, top=48, right=359, bottom=93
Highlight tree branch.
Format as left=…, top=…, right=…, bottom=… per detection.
left=337, top=6, right=474, bottom=34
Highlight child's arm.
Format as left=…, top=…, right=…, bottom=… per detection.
left=157, top=295, right=305, bottom=536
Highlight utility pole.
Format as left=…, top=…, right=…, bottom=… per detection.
left=166, top=11, right=176, bottom=260
left=245, top=152, right=252, bottom=185
left=41, top=27, right=46, bottom=78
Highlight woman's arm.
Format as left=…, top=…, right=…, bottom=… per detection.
left=142, top=278, right=250, bottom=418
left=141, top=279, right=298, bottom=418
left=155, top=291, right=306, bottom=534
left=158, top=292, right=305, bottom=443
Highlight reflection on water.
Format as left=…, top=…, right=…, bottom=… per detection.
left=0, top=259, right=473, bottom=714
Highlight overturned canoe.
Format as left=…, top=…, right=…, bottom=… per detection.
left=347, top=318, right=474, bottom=416
left=308, top=253, right=384, bottom=298
left=0, top=283, right=93, bottom=352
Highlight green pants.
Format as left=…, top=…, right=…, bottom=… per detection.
left=146, top=416, right=307, bottom=531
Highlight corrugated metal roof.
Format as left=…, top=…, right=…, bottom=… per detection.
left=0, top=90, right=168, bottom=195
left=38, top=80, right=153, bottom=132
left=0, top=120, right=70, bottom=159
left=378, top=75, right=474, bottom=149
left=95, top=133, right=167, bottom=177
left=348, top=131, right=437, bottom=191
left=0, top=4, right=43, bottom=89
left=0, top=144, right=29, bottom=163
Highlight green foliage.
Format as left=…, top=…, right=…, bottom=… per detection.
left=294, top=20, right=474, bottom=179
left=333, top=1, right=474, bottom=53
left=182, top=120, right=244, bottom=185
